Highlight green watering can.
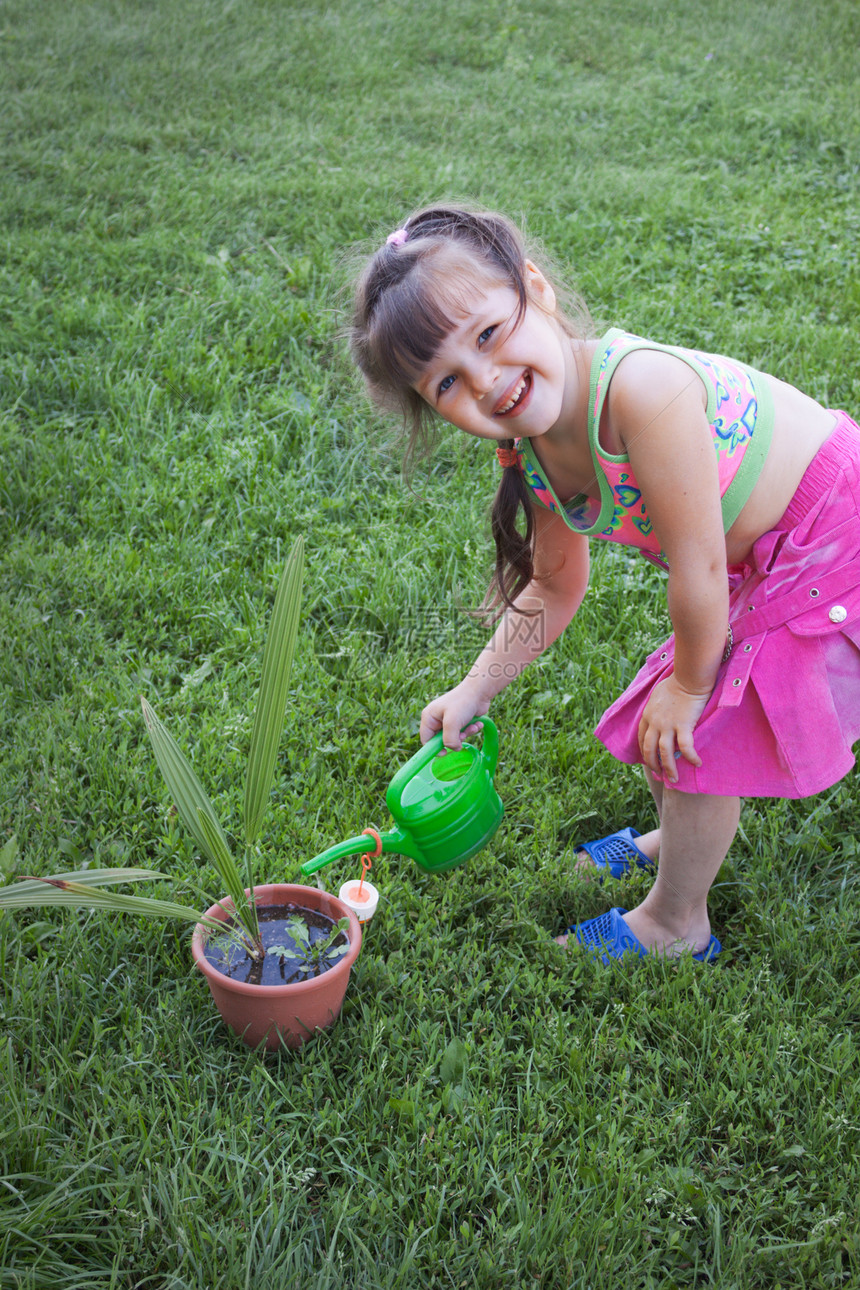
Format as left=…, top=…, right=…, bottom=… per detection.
left=300, top=717, right=503, bottom=877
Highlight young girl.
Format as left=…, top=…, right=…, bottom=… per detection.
left=350, top=203, right=860, bottom=962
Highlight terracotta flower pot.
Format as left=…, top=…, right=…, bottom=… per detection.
left=192, top=883, right=362, bottom=1050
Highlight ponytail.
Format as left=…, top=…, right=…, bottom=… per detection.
left=487, top=439, right=538, bottom=617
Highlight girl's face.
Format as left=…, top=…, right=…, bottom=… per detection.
left=413, top=265, right=572, bottom=442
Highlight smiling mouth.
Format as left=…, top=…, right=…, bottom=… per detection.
left=494, top=373, right=531, bottom=416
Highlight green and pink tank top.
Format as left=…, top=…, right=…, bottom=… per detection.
left=514, top=329, right=774, bottom=564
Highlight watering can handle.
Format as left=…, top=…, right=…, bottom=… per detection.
left=477, top=715, right=499, bottom=776
left=386, top=716, right=498, bottom=803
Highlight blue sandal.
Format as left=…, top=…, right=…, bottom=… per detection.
left=576, top=827, right=655, bottom=880
left=569, top=907, right=721, bottom=964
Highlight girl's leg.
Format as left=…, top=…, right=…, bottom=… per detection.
left=619, top=786, right=740, bottom=955
left=637, top=767, right=664, bottom=859
left=574, top=769, right=662, bottom=874
left=562, top=777, right=739, bottom=954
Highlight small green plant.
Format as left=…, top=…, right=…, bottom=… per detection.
left=0, top=539, right=306, bottom=962
left=267, top=914, right=351, bottom=974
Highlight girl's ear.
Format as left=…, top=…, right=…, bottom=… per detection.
left=524, top=259, right=557, bottom=311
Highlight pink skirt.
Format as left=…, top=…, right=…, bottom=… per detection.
left=594, top=411, right=860, bottom=798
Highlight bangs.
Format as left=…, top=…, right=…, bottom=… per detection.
left=366, top=244, right=525, bottom=393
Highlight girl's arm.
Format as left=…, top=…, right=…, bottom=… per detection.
left=610, top=349, right=730, bottom=783
left=420, top=506, right=590, bottom=748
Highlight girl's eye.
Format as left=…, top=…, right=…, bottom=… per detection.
left=437, top=374, right=455, bottom=397
left=478, top=325, right=496, bottom=346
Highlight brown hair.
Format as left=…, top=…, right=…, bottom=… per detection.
left=349, top=204, right=591, bottom=615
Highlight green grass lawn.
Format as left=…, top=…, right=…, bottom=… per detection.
left=2, top=0, right=860, bottom=1285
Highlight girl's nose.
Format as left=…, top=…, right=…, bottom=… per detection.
left=467, top=358, right=498, bottom=398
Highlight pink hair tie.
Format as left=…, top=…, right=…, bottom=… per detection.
left=386, top=227, right=408, bottom=247
left=496, top=446, right=521, bottom=469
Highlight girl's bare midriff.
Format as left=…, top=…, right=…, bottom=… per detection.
left=725, top=375, right=837, bottom=565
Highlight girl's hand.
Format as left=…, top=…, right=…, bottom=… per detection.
left=637, top=674, right=711, bottom=783
left=420, top=680, right=492, bottom=750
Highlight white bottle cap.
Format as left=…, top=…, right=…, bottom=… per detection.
left=338, top=879, right=380, bottom=924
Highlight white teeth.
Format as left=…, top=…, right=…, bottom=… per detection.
left=499, top=376, right=526, bottom=414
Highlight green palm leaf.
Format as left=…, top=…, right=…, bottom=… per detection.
left=0, top=871, right=199, bottom=922
left=197, top=810, right=260, bottom=947
left=0, top=871, right=254, bottom=952
left=0, top=868, right=165, bottom=907
left=141, top=696, right=231, bottom=866
left=244, top=538, right=304, bottom=846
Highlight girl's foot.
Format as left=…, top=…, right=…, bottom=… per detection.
left=555, top=900, right=712, bottom=957
left=573, top=827, right=660, bottom=879
left=608, top=903, right=713, bottom=957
